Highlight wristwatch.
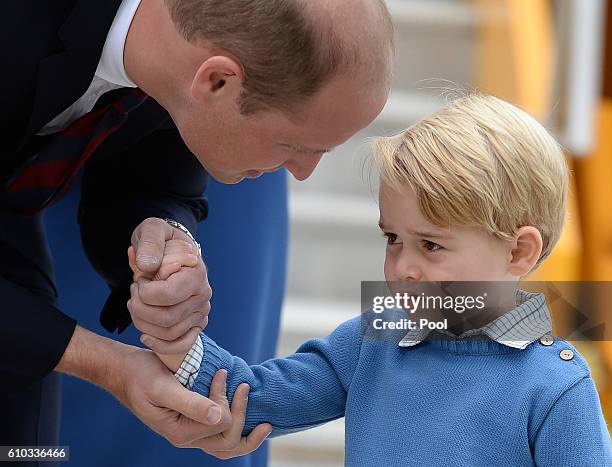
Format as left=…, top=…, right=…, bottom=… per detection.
left=164, top=218, right=201, bottom=257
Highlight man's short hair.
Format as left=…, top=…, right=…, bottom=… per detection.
left=165, top=0, right=393, bottom=115
left=373, top=93, right=569, bottom=268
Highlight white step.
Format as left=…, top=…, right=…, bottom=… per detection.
left=289, top=192, right=378, bottom=228
left=277, top=298, right=359, bottom=357
left=286, top=226, right=385, bottom=302
left=286, top=191, right=385, bottom=302
left=380, top=90, right=448, bottom=125
left=269, top=301, right=352, bottom=465
left=390, top=1, right=479, bottom=93
left=388, top=0, right=481, bottom=27
left=269, top=418, right=345, bottom=466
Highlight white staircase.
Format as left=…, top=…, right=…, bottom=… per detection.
left=270, top=1, right=481, bottom=465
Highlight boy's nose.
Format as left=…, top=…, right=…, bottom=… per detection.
left=284, top=154, right=324, bottom=181
left=395, top=256, right=423, bottom=282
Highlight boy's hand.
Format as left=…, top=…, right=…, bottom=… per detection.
left=187, top=370, right=273, bottom=458
left=128, top=239, right=206, bottom=371
left=128, top=239, right=199, bottom=282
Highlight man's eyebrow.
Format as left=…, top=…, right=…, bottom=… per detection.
left=280, top=143, right=333, bottom=154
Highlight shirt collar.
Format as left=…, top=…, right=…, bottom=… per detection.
left=398, top=290, right=552, bottom=350
left=96, top=0, right=142, bottom=87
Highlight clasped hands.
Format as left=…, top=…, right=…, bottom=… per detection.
left=125, top=218, right=271, bottom=458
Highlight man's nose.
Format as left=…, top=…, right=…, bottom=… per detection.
left=284, top=154, right=324, bottom=181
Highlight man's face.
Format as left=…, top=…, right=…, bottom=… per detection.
left=176, top=76, right=389, bottom=184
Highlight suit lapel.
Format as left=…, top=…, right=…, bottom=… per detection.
left=19, top=0, right=123, bottom=148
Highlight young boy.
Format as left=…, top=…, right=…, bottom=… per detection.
left=131, top=94, right=612, bottom=465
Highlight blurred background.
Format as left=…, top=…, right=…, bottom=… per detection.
left=271, top=0, right=612, bottom=464
left=46, top=1, right=612, bottom=466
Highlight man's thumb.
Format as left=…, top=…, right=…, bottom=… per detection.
left=133, top=220, right=172, bottom=272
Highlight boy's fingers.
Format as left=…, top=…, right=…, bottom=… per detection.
left=223, top=383, right=250, bottom=442
left=209, top=423, right=273, bottom=459
left=163, top=239, right=194, bottom=253
left=156, top=262, right=182, bottom=281
left=209, top=369, right=229, bottom=409
left=238, top=423, right=273, bottom=454
left=189, top=379, right=249, bottom=453
left=161, top=253, right=199, bottom=268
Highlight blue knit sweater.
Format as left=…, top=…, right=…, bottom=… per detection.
left=192, top=316, right=612, bottom=466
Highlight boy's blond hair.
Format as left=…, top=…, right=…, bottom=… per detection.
left=373, top=93, right=568, bottom=267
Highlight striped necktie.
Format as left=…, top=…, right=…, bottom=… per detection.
left=3, top=88, right=148, bottom=215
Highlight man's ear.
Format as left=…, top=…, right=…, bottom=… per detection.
left=191, top=55, right=244, bottom=103
left=508, top=226, right=544, bottom=276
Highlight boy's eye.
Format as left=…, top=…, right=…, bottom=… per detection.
left=383, top=232, right=400, bottom=245
left=422, top=240, right=443, bottom=252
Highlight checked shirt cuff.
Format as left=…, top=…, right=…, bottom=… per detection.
left=174, top=334, right=203, bottom=389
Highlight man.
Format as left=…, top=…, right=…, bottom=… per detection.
left=0, top=0, right=393, bottom=462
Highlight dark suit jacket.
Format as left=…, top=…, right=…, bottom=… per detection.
left=0, top=0, right=209, bottom=393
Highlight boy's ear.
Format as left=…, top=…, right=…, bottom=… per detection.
left=508, top=226, right=543, bottom=276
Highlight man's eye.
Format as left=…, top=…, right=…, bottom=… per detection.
left=422, top=240, right=443, bottom=252
left=383, top=232, right=400, bottom=245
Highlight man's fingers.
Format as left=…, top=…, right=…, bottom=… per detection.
left=132, top=218, right=174, bottom=273
left=132, top=310, right=207, bottom=342
left=154, top=376, right=227, bottom=428
left=128, top=246, right=137, bottom=272
left=141, top=326, right=203, bottom=355
left=138, top=263, right=209, bottom=306
left=129, top=288, right=210, bottom=328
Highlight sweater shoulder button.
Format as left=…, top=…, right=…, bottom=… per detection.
left=539, top=335, right=554, bottom=346
left=559, top=349, right=574, bottom=361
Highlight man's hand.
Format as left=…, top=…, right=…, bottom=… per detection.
left=129, top=218, right=211, bottom=355
left=129, top=239, right=199, bottom=283
left=56, top=326, right=230, bottom=446
left=118, top=350, right=272, bottom=456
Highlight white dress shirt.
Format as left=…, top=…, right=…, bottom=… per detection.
left=38, top=0, right=142, bottom=135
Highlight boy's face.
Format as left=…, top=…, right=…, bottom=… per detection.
left=378, top=183, right=516, bottom=283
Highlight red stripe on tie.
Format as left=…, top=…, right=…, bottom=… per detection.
left=7, top=159, right=76, bottom=191
left=60, top=105, right=111, bottom=137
